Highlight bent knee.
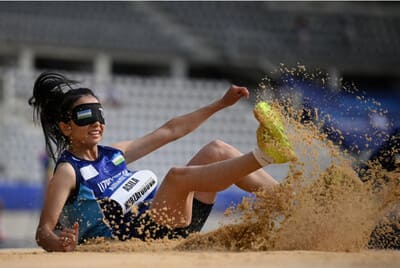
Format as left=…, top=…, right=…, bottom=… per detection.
left=164, top=166, right=187, bottom=185
left=203, top=139, right=241, bottom=160
left=206, top=139, right=228, bottom=150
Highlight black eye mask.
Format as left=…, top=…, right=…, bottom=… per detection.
left=71, top=103, right=105, bottom=126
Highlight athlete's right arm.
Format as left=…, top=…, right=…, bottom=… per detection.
left=35, top=162, right=78, bottom=252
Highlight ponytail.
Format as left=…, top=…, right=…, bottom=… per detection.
left=28, top=72, right=97, bottom=162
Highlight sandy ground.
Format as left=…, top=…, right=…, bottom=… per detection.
left=0, top=248, right=399, bottom=268
left=2, top=82, right=398, bottom=268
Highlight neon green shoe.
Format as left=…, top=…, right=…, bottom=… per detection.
left=253, top=101, right=297, bottom=163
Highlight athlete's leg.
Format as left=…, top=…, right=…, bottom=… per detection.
left=150, top=141, right=273, bottom=227
left=187, top=139, right=278, bottom=205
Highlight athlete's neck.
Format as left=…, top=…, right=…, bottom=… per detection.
left=68, top=144, right=99, bottom=161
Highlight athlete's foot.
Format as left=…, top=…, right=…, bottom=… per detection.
left=253, top=101, right=297, bottom=164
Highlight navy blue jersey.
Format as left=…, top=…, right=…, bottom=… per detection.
left=55, top=145, right=158, bottom=243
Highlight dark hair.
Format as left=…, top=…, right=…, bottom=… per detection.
left=28, top=72, right=98, bottom=162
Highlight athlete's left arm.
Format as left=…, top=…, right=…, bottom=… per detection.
left=112, top=85, right=249, bottom=164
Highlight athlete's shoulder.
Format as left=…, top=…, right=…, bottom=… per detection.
left=51, top=161, right=76, bottom=192
left=54, top=150, right=75, bottom=169
left=54, top=161, right=75, bottom=177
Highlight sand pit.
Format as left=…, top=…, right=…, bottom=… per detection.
left=1, top=248, right=400, bottom=268
left=4, top=66, right=398, bottom=266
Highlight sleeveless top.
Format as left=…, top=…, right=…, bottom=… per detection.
left=56, top=145, right=158, bottom=243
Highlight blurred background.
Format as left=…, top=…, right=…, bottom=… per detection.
left=0, top=1, right=399, bottom=248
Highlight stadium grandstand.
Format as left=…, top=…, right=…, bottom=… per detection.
left=0, top=1, right=399, bottom=247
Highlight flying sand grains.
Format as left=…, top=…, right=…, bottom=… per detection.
left=78, top=64, right=399, bottom=252
left=177, top=64, right=399, bottom=252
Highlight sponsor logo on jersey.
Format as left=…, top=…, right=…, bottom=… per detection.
left=97, top=177, right=114, bottom=193
left=98, top=170, right=130, bottom=193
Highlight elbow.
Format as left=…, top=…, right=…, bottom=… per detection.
left=35, top=226, right=45, bottom=250
left=35, top=226, right=54, bottom=252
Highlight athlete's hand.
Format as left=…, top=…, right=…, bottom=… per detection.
left=59, top=222, right=79, bottom=252
left=219, top=85, right=249, bottom=107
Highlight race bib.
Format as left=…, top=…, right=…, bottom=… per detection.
left=103, top=170, right=158, bottom=215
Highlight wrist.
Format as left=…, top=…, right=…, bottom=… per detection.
left=214, top=99, right=227, bottom=110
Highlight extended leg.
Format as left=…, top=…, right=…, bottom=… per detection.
left=188, top=140, right=278, bottom=205
left=150, top=140, right=277, bottom=227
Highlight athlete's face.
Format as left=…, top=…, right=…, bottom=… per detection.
left=67, top=95, right=105, bottom=148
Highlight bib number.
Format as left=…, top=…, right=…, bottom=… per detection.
left=105, top=170, right=158, bottom=214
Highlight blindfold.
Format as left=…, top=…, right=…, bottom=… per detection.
left=69, top=103, right=105, bottom=126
